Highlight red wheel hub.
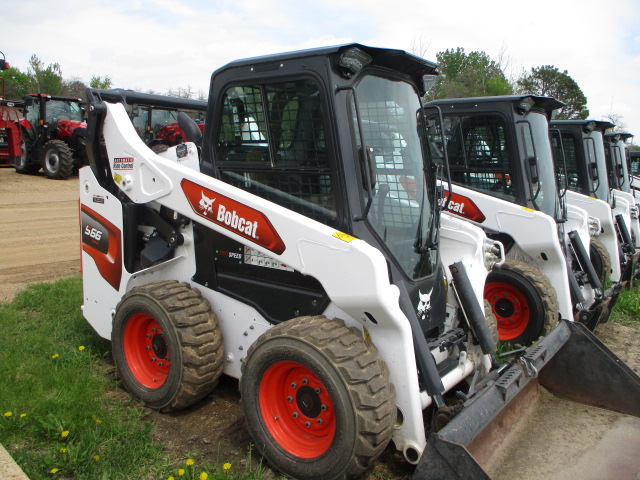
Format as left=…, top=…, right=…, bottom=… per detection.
left=123, top=313, right=170, bottom=389
left=259, top=361, right=336, bottom=458
left=485, top=281, right=531, bottom=341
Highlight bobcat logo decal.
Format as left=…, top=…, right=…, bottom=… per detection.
left=199, top=191, right=215, bottom=215
left=417, top=288, right=433, bottom=321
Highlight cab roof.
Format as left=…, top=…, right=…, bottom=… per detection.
left=214, top=43, right=438, bottom=92
left=426, top=95, right=564, bottom=113
left=550, top=119, right=615, bottom=132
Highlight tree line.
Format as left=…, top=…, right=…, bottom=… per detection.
left=424, top=47, right=591, bottom=121
left=0, top=49, right=622, bottom=127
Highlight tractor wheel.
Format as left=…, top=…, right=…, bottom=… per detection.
left=240, top=316, right=395, bottom=480
left=484, top=259, right=559, bottom=345
left=42, top=140, right=74, bottom=179
left=590, top=237, right=612, bottom=286
left=14, top=134, right=39, bottom=174
left=111, top=280, right=224, bottom=411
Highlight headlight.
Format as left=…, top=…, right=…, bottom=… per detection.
left=588, top=216, right=601, bottom=236
left=482, top=238, right=504, bottom=270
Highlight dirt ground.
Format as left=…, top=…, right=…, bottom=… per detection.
left=1, top=166, right=639, bottom=479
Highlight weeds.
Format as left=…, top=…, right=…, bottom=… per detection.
left=610, top=280, right=640, bottom=326
left=0, top=277, right=281, bottom=480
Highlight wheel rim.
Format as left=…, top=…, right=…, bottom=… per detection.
left=123, top=313, right=170, bottom=389
left=45, top=151, right=59, bottom=173
left=259, top=361, right=336, bottom=458
left=485, top=281, right=531, bottom=341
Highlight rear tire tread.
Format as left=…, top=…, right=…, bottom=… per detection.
left=115, top=280, right=223, bottom=411
left=241, top=315, right=395, bottom=479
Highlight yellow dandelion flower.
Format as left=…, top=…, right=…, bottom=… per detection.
left=178, top=469, right=185, bottom=476
left=59, top=448, right=66, bottom=453
left=94, top=418, right=103, bottom=424
left=168, top=477, right=175, bottom=480
left=3, top=412, right=12, bottom=417
left=186, top=458, right=194, bottom=466
left=60, top=430, right=69, bottom=438
left=199, top=473, right=208, bottom=480
left=51, top=354, right=59, bottom=359
left=93, top=455, right=100, bottom=461
left=19, top=413, right=26, bottom=418
left=223, top=462, right=231, bottom=470
left=50, top=468, right=59, bottom=474
left=78, top=346, right=85, bottom=351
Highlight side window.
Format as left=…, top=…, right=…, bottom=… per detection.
left=442, top=114, right=515, bottom=202
left=552, top=132, right=579, bottom=192
left=215, top=79, right=336, bottom=226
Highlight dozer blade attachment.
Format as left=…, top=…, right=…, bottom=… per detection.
left=413, top=319, right=640, bottom=480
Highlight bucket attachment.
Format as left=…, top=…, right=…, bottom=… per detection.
left=413, top=319, right=640, bottom=480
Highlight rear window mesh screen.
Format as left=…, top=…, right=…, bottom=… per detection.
left=215, top=80, right=336, bottom=226
left=442, top=114, right=515, bottom=202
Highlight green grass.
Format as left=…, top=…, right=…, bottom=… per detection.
left=0, top=277, right=278, bottom=480
left=609, top=279, right=640, bottom=326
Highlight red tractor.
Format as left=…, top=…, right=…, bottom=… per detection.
left=14, top=93, right=87, bottom=179
left=0, top=52, right=22, bottom=167
left=95, top=89, right=206, bottom=151
left=0, top=98, right=23, bottom=166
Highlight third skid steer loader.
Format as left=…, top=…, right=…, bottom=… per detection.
left=79, top=44, right=640, bottom=480
left=550, top=120, right=639, bottom=286
left=423, top=96, right=616, bottom=340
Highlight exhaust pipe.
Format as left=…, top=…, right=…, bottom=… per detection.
left=412, top=319, right=640, bottom=480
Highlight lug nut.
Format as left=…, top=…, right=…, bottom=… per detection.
left=317, top=419, right=323, bottom=425
left=302, top=378, right=308, bottom=384
left=287, top=396, right=293, bottom=402
left=291, top=382, right=297, bottom=388
left=321, top=404, right=327, bottom=411
left=305, top=421, right=311, bottom=427
left=315, top=387, right=321, bottom=394
left=292, top=412, right=299, bottom=418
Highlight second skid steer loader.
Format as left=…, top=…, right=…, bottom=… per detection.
left=424, top=96, right=616, bottom=340
left=80, top=44, right=640, bottom=480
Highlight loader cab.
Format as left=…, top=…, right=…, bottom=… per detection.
left=549, top=120, right=614, bottom=203
left=604, top=132, right=634, bottom=194
left=424, top=95, right=564, bottom=222
left=198, top=44, right=448, bottom=335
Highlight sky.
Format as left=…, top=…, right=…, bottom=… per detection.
left=2, top=0, right=639, bottom=142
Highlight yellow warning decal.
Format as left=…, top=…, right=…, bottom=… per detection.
left=521, top=206, right=535, bottom=212
left=113, top=172, right=122, bottom=185
left=588, top=196, right=597, bottom=201
left=333, top=231, right=357, bottom=243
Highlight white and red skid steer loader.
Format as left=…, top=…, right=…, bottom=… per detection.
left=79, top=45, right=640, bottom=480
left=424, top=96, right=617, bottom=340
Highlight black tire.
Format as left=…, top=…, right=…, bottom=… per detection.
left=240, top=316, right=395, bottom=480
left=111, top=280, right=224, bottom=411
left=42, top=139, right=74, bottom=179
left=14, top=133, right=40, bottom=174
left=484, top=259, right=559, bottom=345
left=590, top=237, right=612, bottom=286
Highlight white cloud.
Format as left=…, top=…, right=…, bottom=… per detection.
left=2, top=0, right=638, bottom=138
